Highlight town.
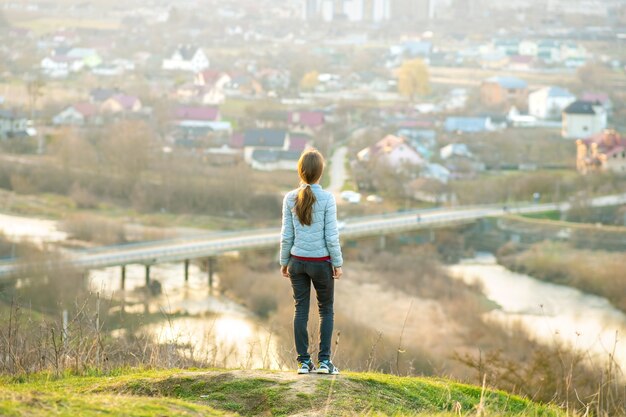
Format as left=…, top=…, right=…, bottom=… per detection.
left=1, top=2, right=626, bottom=416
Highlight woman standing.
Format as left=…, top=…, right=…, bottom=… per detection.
left=280, top=149, right=343, bottom=375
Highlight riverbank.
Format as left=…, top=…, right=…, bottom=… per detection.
left=497, top=241, right=626, bottom=313
left=0, top=368, right=563, bottom=417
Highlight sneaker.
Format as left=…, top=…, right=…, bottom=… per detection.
left=316, top=360, right=340, bottom=375
left=297, top=359, right=315, bottom=374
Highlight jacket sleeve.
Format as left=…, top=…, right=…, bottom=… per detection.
left=324, top=193, right=343, bottom=267
left=279, top=193, right=294, bottom=266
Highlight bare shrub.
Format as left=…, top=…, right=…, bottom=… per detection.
left=60, top=214, right=126, bottom=245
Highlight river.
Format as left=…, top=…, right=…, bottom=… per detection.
left=4, top=212, right=625, bottom=370
left=448, top=253, right=626, bottom=369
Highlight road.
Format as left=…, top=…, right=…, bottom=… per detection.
left=327, top=146, right=347, bottom=195
left=1, top=193, right=624, bottom=280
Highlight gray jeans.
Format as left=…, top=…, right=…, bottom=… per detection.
left=288, top=258, right=335, bottom=363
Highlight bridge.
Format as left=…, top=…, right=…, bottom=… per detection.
left=1, top=194, right=625, bottom=284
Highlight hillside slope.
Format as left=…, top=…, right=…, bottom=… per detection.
left=0, top=368, right=563, bottom=417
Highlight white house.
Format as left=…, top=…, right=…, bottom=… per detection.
left=529, top=87, right=576, bottom=120
left=562, top=100, right=607, bottom=139
left=41, top=56, right=84, bottom=78
left=357, top=134, right=424, bottom=172
left=53, top=102, right=100, bottom=126
left=518, top=40, right=538, bottom=57
left=162, top=46, right=209, bottom=72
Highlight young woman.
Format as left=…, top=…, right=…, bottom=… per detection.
left=280, top=148, right=343, bottom=375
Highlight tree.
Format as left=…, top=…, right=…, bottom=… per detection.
left=299, top=71, right=320, bottom=91
left=101, top=120, right=153, bottom=187
left=397, top=59, right=430, bottom=101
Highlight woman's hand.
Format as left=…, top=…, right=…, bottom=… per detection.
left=333, top=266, right=343, bottom=280
left=281, top=265, right=290, bottom=278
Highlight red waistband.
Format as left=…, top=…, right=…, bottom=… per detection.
left=292, top=255, right=331, bottom=262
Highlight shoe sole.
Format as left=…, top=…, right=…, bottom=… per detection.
left=316, top=369, right=339, bottom=375
left=297, top=369, right=310, bottom=374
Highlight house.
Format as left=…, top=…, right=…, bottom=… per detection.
left=439, top=143, right=485, bottom=176
left=518, top=40, right=538, bottom=57
left=53, top=102, right=100, bottom=126
left=193, top=70, right=231, bottom=104
left=576, top=130, right=626, bottom=174
left=162, top=45, right=209, bottom=72
left=397, top=128, right=436, bottom=159
left=0, top=109, right=32, bottom=139
left=528, top=87, right=576, bottom=120
left=40, top=56, right=84, bottom=78
left=101, top=94, right=142, bottom=114
left=242, top=129, right=290, bottom=163
left=562, top=100, right=607, bottom=139
left=507, top=55, right=534, bottom=71
left=90, top=88, right=120, bottom=103
left=493, top=39, right=520, bottom=56
left=479, top=52, right=509, bottom=70
left=357, top=134, right=424, bottom=171
left=444, top=117, right=495, bottom=133
left=480, top=76, right=528, bottom=108
left=440, top=143, right=473, bottom=160
left=250, top=149, right=302, bottom=171
left=173, top=106, right=231, bottom=133
left=66, top=48, right=102, bottom=68
left=507, top=107, right=537, bottom=127
left=581, top=92, right=613, bottom=114
left=288, top=111, right=325, bottom=133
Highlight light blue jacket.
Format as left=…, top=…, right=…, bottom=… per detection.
left=280, top=184, right=343, bottom=267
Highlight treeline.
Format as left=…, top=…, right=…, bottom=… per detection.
left=0, top=121, right=281, bottom=221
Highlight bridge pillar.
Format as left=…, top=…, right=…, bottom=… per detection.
left=378, top=235, right=386, bottom=250
left=207, top=257, right=215, bottom=289
left=121, top=265, right=126, bottom=290
left=184, top=259, right=190, bottom=283
left=145, top=265, right=151, bottom=286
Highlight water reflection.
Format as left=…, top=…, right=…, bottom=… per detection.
left=89, top=261, right=283, bottom=369
left=448, top=253, right=626, bottom=368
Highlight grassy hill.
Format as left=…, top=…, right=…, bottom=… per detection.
left=0, top=368, right=563, bottom=417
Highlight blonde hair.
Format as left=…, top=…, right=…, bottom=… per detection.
left=294, top=149, right=325, bottom=226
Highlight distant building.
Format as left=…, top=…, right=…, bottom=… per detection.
left=576, top=130, right=626, bottom=175
left=251, top=149, right=302, bottom=171
left=562, top=100, right=607, bottom=139
left=66, top=48, right=102, bottom=68
left=581, top=92, right=613, bottom=114
left=444, top=117, right=495, bottom=133
left=53, top=102, right=101, bottom=126
left=288, top=110, right=325, bottom=133
left=507, top=55, right=534, bottom=71
left=480, top=76, right=528, bottom=108
left=40, top=56, right=84, bottom=78
left=357, top=134, right=424, bottom=171
left=173, top=106, right=231, bottom=133
left=528, top=87, right=576, bottom=120
left=90, top=88, right=120, bottom=103
left=101, top=94, right=142, bottom=114
left=242, top=129, right=290, bottom=164
left=0, top=109, right=31, bottom=139
left=304, top=0, right=391, bottom=21
left=162, top=46, right=209, bottom=72
left=439, top=143, right=485, bottom=177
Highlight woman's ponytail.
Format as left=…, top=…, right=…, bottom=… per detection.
left=294, top=150, right=324, bottom=226
left=295, top=184, right=316, bottom=226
